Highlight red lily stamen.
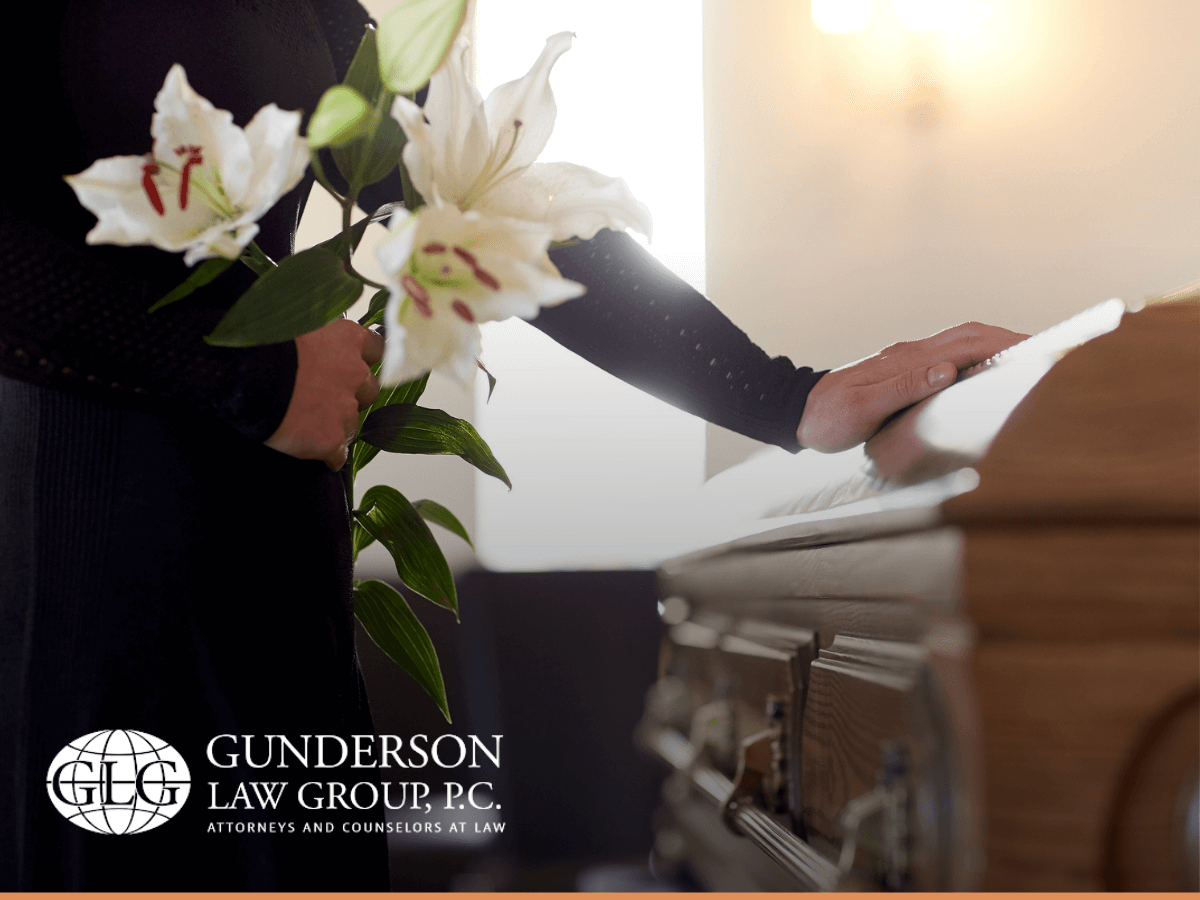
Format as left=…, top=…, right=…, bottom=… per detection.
left=176, top=144, right=203, bottom=211
left=452, top=246, right=478, bottom=268
left=401, top=274, right=430, bottom=306
left=423, top=242, right=447, bottom=254
left=451, top=299, right=475, bottom=323
left=141, top=158, right=164, bottom=216
left=401, top=274, right=433, bottom=317
left=472, top=266, right=499, bottom=291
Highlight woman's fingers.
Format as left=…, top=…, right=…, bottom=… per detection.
left=797, top=322, right=1026, bottom=452
left=362, top=327, right=385, bottom=367
left=886, top=322, right=1028, bottom=372
left=356, top=371, right=381, bottom=410
left=357, top=328, right=385, bottom=409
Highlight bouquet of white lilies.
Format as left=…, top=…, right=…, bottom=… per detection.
left=65, top=0, right=651, bottom=721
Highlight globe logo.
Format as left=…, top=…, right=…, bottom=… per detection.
left=46, top=730, right=191, bottom=835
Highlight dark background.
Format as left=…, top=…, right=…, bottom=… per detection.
left=358, top=569, right=670, bottom=891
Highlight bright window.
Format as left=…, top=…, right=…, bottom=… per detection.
left=471, top=0, right=707, bottom=570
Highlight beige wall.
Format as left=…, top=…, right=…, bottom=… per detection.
left=703, top=0, right=1200, bottom=475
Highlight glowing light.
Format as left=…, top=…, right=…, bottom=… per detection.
left=894, top=0, right=951, bottom=30
left=812, top=0, right=872, bottom=34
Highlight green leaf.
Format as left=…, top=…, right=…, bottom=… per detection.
left=353, top=110, right=407, bottom=192
left=239, top=241, right=276, bottom=276
left=308, top=85, right=370, bottom=149
left=359, top=404, right=511, bottom=488
left=477, top=358, right=497, bottom=402
left=389, top=372, right=430, bottom=406
left=330, top=30, right=407, bottom=192
left=352, top=372, right=429, bottom=475
left=377, top=0, right=468, bottom=93
left=205, top=247, right=363, bottom=347
left=148, top=256, right=234, bottom=312
left=342, top=26, right=386, bottom=103
left=354, top=579, right=450, bottom=722
left=352, top=519, right=376, bottom=558
left=356, top=484, right=458, bottom=617
left=358, top=287, right=390, bottom=328
left=413, top=499, right=472, bottom=548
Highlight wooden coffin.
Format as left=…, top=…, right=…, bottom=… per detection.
left=637, top=298, right=1199, bottom=890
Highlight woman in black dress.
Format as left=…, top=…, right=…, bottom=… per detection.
left=0, top=0, right=1021, bottom=889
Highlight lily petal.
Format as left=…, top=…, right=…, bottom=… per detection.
left=184, top=223, right=259, bottom=267
left=390, top=31, right=651, bottom=250
left=151, top=65, right=254, bottom=206
left=384, top=303, right=484, bottom=386
left=66, top=64, right=307, bottom=266
left=426, top=39, right=492, bottom=194
left=483, top=32, right=572, bottom=173
left=375, top=199, right=583, bottom=385
left=482, top=161, right=653, bottom=243
left=68, top=155, right=175, bottom=247
left=240, top=104, right=310, bottom=218
left=392, top=39, right=490, bottom=204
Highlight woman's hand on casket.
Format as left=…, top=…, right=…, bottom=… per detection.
left=265, top=319, right=384, bottom=470
left=796, top=321, right=1027, bottom=453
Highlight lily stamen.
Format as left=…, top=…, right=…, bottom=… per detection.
left=472, top=267, right=499, bottom=290
left=141, top=157, right=165, bottom=216
left=401, top=274, right=434, bottom=318
left=152, top=158, right=238, bottom=219
left=175, top=144, right=203, bottom=211
left=458, top=119, right=524, bottom=210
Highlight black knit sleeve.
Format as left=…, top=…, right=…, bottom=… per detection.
left=314, top=0, right=375, bottom=80
left=323, top=2, right=824, bottom=451
left=0, top=208, right=297, bottom=442
left=540, top=231, right=824, bottom=451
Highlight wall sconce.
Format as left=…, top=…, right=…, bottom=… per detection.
left=808, top=0, right=974, bottom=128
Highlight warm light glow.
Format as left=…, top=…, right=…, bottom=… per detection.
left=812, top=0, right=872, bottom=34
left=893, top=0, right=950, bottom=30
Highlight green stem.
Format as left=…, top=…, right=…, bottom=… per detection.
left=238, top=242, right=276, bottom=276
left=358, top=307, right=383, bottom=328
left=346, top=261, right=385, bottom=291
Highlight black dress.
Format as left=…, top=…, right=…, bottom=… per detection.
left=0, top=0, right=821, bottom=889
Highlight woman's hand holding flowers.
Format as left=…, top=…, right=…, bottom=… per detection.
left=265, top=320, right=384, bottom=472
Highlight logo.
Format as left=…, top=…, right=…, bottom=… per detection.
left=46, top=730, right=191, bottom=835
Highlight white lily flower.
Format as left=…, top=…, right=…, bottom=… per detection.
left=391, top=34, right=653, bottom=243
left=66, top=65, right=309, bottom=266
left=376, top=197, right=585, bottom=385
